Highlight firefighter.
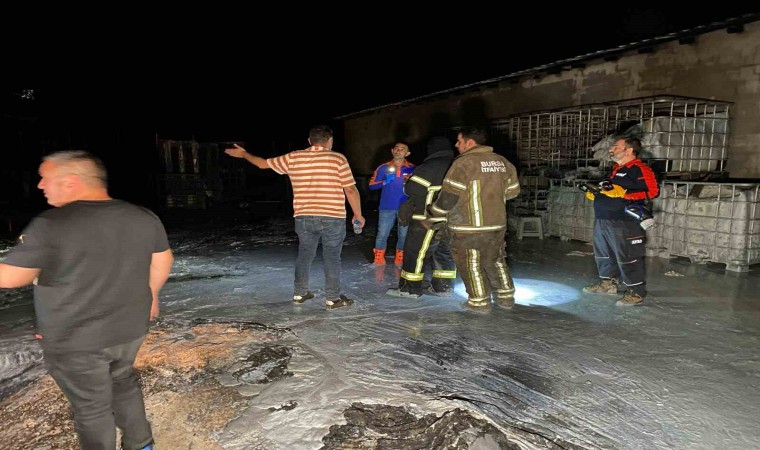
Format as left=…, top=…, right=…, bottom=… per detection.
left=387, top=136, right=456, bottom=298
left=425, top=127, right=520, bottom=310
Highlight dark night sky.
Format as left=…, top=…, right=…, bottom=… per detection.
left=18, top=7, right=758, bottom=142
left=2, top=7, right=757, bottom=208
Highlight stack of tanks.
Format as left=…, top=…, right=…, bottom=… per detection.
left=489, top=95, right=758, bottom=272
left=157, top=139, right=246, bottom=209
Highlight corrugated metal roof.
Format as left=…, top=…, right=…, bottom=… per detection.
left=336, top=13, right=760, bottom=120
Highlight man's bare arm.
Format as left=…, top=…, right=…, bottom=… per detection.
left=224, top=144, right=271, bottom=170
left=343, top=185, right=365, bottom=227
left=149, top=249, right=174, bottom=320
left=0, top=263, right=40, bottom=288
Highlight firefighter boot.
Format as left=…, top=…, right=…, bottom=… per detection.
left=493, top=288, right=516, bottom=309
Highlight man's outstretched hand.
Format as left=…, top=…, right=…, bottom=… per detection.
left=225, top=143, right=248, bottom=158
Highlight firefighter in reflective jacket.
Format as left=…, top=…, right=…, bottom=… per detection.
left=425, top=127, right=520, bottom=310
left=386, top=136, right=456, bottom=298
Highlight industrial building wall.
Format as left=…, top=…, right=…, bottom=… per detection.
left=343, top=21, right=760, bottom=177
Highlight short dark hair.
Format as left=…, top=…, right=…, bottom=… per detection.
left=309, top=125, right=333, bottom=145
left=623, top=137, right=642, bottom=157
left=459, top=126, right=488, bottom=145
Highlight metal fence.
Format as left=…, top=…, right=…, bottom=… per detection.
left=494, top=95, right=730, bottom=178
left=544, top=180, right=760, bottom=272
left=657, top=181, right=759, bottom=271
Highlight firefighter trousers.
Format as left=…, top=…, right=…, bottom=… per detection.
left=398, top=221, right=456, bottom=294
left=451, top=230, right=514, bottom=303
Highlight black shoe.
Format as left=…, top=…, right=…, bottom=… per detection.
left=325, top=295, right=354, bottom=309
left=424, top=286, right=453, bottom=297
left=293, top=292, right=315, bottom=304
left=386, top=288, right=422, bottom=299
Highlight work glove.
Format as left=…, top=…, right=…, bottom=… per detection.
left=585, top=191, right=595, bottom=201
left=600, top=184, right=627, bottom=198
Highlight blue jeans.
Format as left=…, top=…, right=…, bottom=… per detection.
left=294, top=216, right=346, bottom=299
left=375, top=209, right=408, bottom=250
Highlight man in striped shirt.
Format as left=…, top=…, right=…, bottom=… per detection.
left=225, top=125, right=364, bottom=309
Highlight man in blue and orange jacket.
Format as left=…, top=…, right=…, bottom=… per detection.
left=369, top=142, right=415, bottom=265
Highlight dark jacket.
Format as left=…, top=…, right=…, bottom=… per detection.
left=594, top=159, right=659, bottom=221
left=404, top=138, right=455, bottom=218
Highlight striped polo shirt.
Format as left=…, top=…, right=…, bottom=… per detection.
left=268, top=146, right=356, bottom=218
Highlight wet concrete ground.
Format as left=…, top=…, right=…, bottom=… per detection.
left=2, top=219, right=759, bottom=449
left=157, top=221, right=760, bottom=449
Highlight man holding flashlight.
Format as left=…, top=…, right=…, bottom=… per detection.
left=368, top=142, right=415, bottom=266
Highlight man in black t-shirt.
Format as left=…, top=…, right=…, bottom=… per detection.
left=0, top=151, right=173, bottom=450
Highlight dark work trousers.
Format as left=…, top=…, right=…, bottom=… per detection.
left=43, top=336, right=152, bottom=450
left=593, top=219, right=647, bottom=295
left=399, top=221, right=456, bottom=294
left=451, top=230, right=515, bottom=303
